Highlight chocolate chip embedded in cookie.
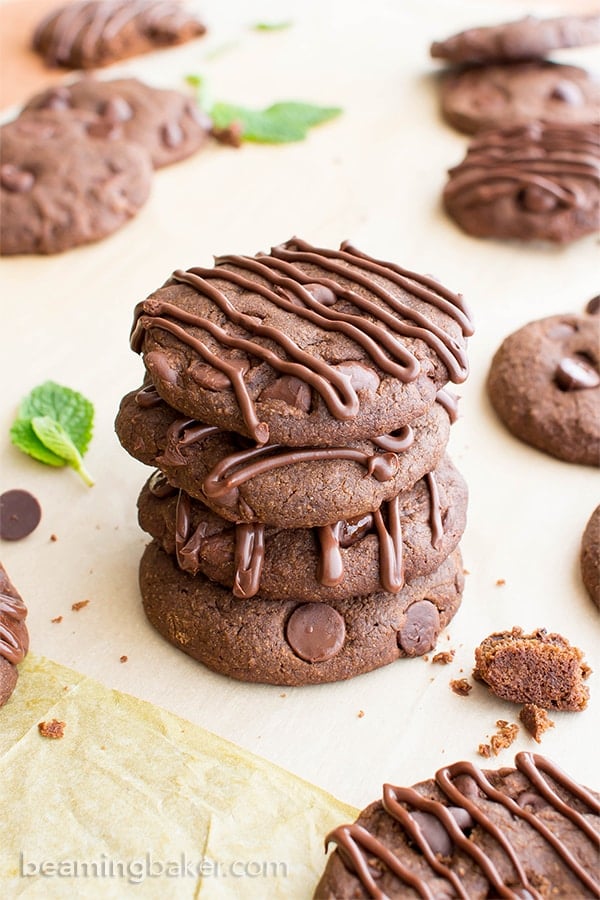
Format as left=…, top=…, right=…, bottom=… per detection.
left=439, top=62, right=600, bottom=135
left=443, top=123, right=600, bottom=244
left=314, top=752, right=600, bottom=898
left=136, top=454, right=468, bottom=600
left=431, top=13, right=600, bottom=64
left=0, top=563, right=30, bottom=707
left=581, top=505, right=600, bottom=608
left=486, top=312, right=600, bottom=466
left=0, top=109, right=152, bottom=256
left=139, top=541, right=464, bottom=685
left=33, top=0, right=206, bottom=70
left=23, top=78, right=211, bottom=170
left=128, top=238, right=473, bottom=446
left=474, top=627, right=591, bottom=711
left=116, top=385, right=452, bottom=527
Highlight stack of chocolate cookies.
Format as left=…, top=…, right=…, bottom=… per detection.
left=115, top=238, right=473, bottom=685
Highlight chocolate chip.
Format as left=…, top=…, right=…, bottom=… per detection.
left=285, top=603, right=345, bottom=663
left=338, top=513, right=373, bottom=548
left=452, top=774, right=481, bottom=800
left=398, top=600, right=440, bottom=655
left=304, top=283, right=337, bottom=306
left=101, top=96, right=133, bottom=123
left=1, top=165, right=35, bottom=193
left=410, top=806, right=473, bottom=857
left=517, top=186, right=558, bottom=213
left=585, top=295, right=600, bottom=316
left=550, top=80, right=583, bottom=105
left=516, top=790, right=546, bottom=813
left=148, top=471, right=177, bottom=498
left=555, top=356, right=600, bottom=391
left=0, top=490, right=42, bottom=541
left=161, top=121, right=184, bottom=148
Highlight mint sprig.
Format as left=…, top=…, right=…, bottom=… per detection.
left=10, top=381, right=95, bottom=486
left=210, top=100, right=342, bottom=144
left=252, top=21, right=293, bottom=32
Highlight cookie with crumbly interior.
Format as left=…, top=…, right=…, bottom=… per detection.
left=128, top=238, right=473, bottom=446
left=431, top=13, right=600, bottom=64
left=443, top=122, right=600, bottom=245
left=23, top=77, right=211, bottom=170
left=137, top=453, right=468, bottom=601
left=139, top=541, right=464, bottom=685
left=0, top=563, right=29, bottom=707
left=0, top=109, right=152, bottom=255
left=581, top=505, right=600, bottom=608
left=33, top=0, right=206, bottom=69
left=116, top=385, right=452, bottom=527
left=487, top=312, right=600, bottom=466
left=314, top=752, right=600, bottom=898
left=439, top=62, right=600, bottom=135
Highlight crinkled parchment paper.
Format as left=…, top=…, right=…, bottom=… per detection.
left=0, top=655, right=357, bottom=898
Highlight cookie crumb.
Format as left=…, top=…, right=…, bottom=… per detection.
left=519, top=703, right=555, bottom=743
left=432, top=650, right=455, bottom=664
left=50, top=533, right=58, bottom=542
left=450, top=678, right=472, bottom=696
left=279, top=692, right=287, bottom=698
left=119, top=655, right=128, bottom=663
left=495, top=578, right=506, bottom=586
left=38, top=719, right=65, bottom=739
left=357, top=710, right=365, bottom=718
left=51, top=615, right=63, bottom=624
left=71, top=600, right=90, bottom=611
left=478, top=743, right=492, bottom=759
left=479, top=720, right=519, bottom=757
left=463, top=568, right=470, bottom=575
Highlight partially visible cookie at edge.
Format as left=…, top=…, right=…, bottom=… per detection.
left=23, top=77, right=211, bottom=170
left=33, top=0, right=207, bottom=70
left=0, top=562, right=30, bottom=707
left=486, top=311, right=600, bottom=466
left=0, top=109, right=152, bottom=255
left=431, top=13, right=600, bottom=64
left=581, top=505, right=600, bottom=608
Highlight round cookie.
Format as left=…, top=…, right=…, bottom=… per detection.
left=0, top=562, right=29, bottom=707
left=137, top=454, right=468, bottom=601
left=129, top=238, right=473, bottom=446
left=487, top=312, right=599, bottom=466
left=439, top=62, right=600, bottom=135
left=33, top=0, right=206, bottom=69
left=23, top=78, right=211, bottom=170
left=116, top=385, right=452, bottom=527
left=0, top=109, right=152, bottom=255
left=443, top=122, right=600, bottom=244
left=315, top=752, right=600, bottom=899
left=431, top=13, right=600, bottom=64
left=139, top=541, right=464, bottom=686
left=581, top=505, right=599, bottom=608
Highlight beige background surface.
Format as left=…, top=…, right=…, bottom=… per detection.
left=1, top=0, right=599, bottom=816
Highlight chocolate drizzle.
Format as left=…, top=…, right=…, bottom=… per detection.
left=131, top=239, right=472, bottom=442
left=0, top=581, right=28, bottom=666
left=325, top=753, right=600, bottom=899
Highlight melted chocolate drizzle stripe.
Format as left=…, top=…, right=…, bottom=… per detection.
left=0, top=589, right=28, bottom=665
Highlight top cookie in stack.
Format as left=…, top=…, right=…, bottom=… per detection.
left=116, top=238, right=473, bottom=685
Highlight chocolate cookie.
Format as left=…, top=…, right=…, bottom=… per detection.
left=443, top=123, right=600, bottom=244
left=581, top=505, right=599, bottom=608
left=129, top=238, right=473, bottom=446
left=139, top=542, right=464, bottom=685
left=474, top=627, right=591, bottom=712
left=314, top=752, right=600, bottom=898
left=486, top=312, right=600, bottom=466
left=439, top=62, right=600, bottom=135
left=431, top=13, right=600, bottom=64
left=33, top=0, right=206, bottom=69
left=116, top=385, right=452, bottom=527
left=23, top=77, right=210, bottom=170
left=0, top=109, right=152, bottom=255
left=137, top=454, right=468, bottom=601
left=0, top=563, right=30, bottom=707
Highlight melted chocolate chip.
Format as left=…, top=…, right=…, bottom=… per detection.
left=101, top=96, right=133, bottom=122
left=550, top=81, right=583, bottom=105
left=334, top=362, right=380, bottom=392
left=547, top=321, right=578, bottom=340
left=410, top=806, right=473, bottom=857
left=189, top=359, right=249, bottom=391
left=516, top=790, right=546, bottom=813
left=258, top=376, right=312, bottom=411
left=517, top=185, right=558, bottom=213
left=398, top=600, right=440, bottom=655
left=285, top=603, right=345, bottom=663
left=555, top=356, right=600, bottom=391
left=145, top=350, right=180, bottom=385
left=304, top=283, right=337, bottom=306
left=148, top=471, right=176, bottom=498
left=339, top=513, right=374, bottom=548
left=162, top=121, right=184, bottom=148
left=585, top=295, right=600, bottom=315
left=0, top=490, right=42, bottom=541
left=1, top=165, right=35, bottom=193
left=86, top=119, right=121, bottom=139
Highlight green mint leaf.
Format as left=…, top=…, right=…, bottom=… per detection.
left=18, top=380, right=94, bottom=454
left=31, top=416, right=94, bottom=487
left=209, top=101, right=342, bottom=143
left=9, top=419, right=66, bottom=467
left=252, top=21, right=293, bottom=31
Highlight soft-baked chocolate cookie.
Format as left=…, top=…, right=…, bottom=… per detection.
left=314, top=752, right=600, bottom=898
left=137, top=454, right=468, bottom=600
left=474, top=627, right=591, bottom=711
left=0, top=109, right=152, bottom=255
left=0, top=563, right=29, bottom=707
left=487, top=312, right=600, bottom=466
left=116, top=385, right=452, bottom=527
left=139, top=541, right=464, bottom=685
left=581, top=505, right=599, bottom=608
left=439, top=62, right=600, bottom=135
left=443, top=122, right=600, bottom=244
left=431, top=13, right=600, bottom=64
left=23, top=77, right=210, bottom=170
left=33, top=0, right=206, bottom=69
left=129, top=238, right=473, bottom=446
